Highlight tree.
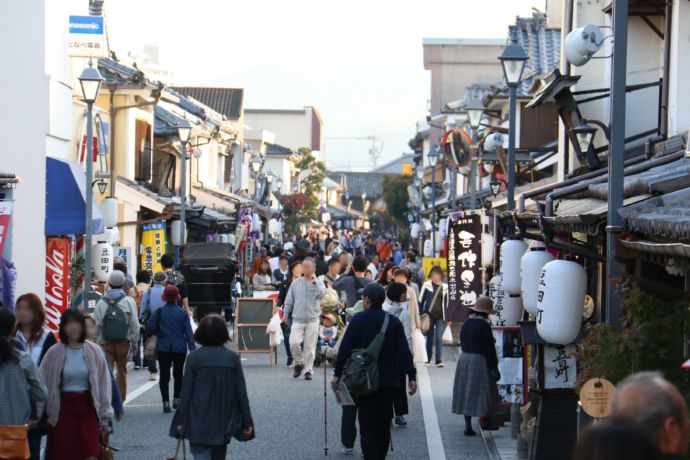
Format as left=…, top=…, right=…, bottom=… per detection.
left=280, top=148, right=327, bottom=234
left=382, top=174, right=412, bottom=224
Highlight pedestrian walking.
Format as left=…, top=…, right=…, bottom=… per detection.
left=0, top=307, right=47, bottom=460
left=84, top=315, right=124, bottom=424
left=611, top=371, right=690, bottom=459
left=282, top=258, right=326, bottom=381
left=452, top=296, right=499, bottom=435
left=419, top=266, right=448, bottom=367
left=277, top=260, right=303, bottom=366
left=160, top=253, right=192, bottom=316
left=12, top=293, right=57, bottom=459
left=573, top=420, right=661, bottom=460
left=392, top=268, right=421, bottom=330
left=375, top=262, right=395, bottom=287
left=148, top=285, right=195, bottom=413
left=40, top=309, right=113, bottom=460
left=132, top=269, right=151, bottom=370
left=94, top=270, right=140, bottom=399
left=252, top=260, right=275, bottom=291
left=171, top=314, right=254, bottom=460
left=333, top=256, right=374, bottom=309
left=140, top=271, right=168, bottom=380
left=272, top=255, right=290, bottom=284
left=333, top=283, right=417, bottom=460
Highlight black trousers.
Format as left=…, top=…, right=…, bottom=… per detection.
left=157, top=351, right=186, bottom=402
left=341, top=405, right=358, bottom=449
left=356, top=387, right=395, bottom=460
left=393, top=367, right=408, bottom=416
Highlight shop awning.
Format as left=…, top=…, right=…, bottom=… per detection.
left=45, top=157, right=104, bottom=236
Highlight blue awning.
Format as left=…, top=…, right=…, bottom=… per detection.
left=45, top=157, right=104, bottom=236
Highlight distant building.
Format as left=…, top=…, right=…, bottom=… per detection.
left=244, top=107, right=323, bottom=152
left=372, top=154, right=415, bottom=175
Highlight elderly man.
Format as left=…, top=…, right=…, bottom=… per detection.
left=611, top=371, right=689, bottom=460
left=283, top=258, right=326, bottom=381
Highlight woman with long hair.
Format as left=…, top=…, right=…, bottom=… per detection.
left=13, top=293, right=57, bottom=459
left=375, top=262, right=396, bottom=287
left=40, top=309, right=113, bottom=460
left=252, top=260, right=275, bottom=291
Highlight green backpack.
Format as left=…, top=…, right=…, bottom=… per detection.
left=343, top=314, right=390, bottom=397
left=102, top=295, right=130, bottom=341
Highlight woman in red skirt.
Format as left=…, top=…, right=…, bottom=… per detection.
left=39, top=310, right=113, bottom=460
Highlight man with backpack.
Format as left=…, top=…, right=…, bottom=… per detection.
left=332, top=283, right=417, bottom=460
left=94, top=270, right=141, bottom=400
left=333, top=256, right=374, bottom=310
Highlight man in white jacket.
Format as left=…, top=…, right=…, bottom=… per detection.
left=283, top=258, right=326, bottom=380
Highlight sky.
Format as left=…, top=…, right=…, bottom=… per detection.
left=104, top=0, right=542, bottom=171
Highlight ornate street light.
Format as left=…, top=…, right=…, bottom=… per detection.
left=466, top=95, right=485, bottom=130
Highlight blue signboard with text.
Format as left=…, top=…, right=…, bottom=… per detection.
left=68, top=15, right=106, bottom=57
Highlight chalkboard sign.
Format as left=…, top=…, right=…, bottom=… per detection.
left=236, top=326, right=271, bottom=352
left=236, top=298, right=274, bottom=325
left=235, top=298, right=276, bottom=365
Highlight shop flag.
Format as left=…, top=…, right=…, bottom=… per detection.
left=140, top=221, right=166, bottom=273
left=446, top=214, right=483, bottom=322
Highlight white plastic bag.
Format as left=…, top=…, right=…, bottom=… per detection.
left=269, top=329, right=283, bottom=348
left=442, top=324, right=454, bottom=345
left=266, top=313, right=281, bottom=334
left=413, top=329, right=428, bottom=364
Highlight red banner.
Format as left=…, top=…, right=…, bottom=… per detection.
left=0, top=202, right=12, bottom=256
left=45, top=237, right=71, bottom=334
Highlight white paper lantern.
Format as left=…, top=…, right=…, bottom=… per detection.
left=520, top=249, right=555, bottom=315
left=101, top=197, right=118, bottom=228
left=488, top=275, right=505, bottom=326
left=268, top=218, right=280, bottom=236
left=536, top=260, right=587, bottom=345
left=500, top=240, right=528, bottom=294
left=481, top=233, right=495, bottom=267
left=411, top=223, right=420, bottom=239
left=251, top=213, right=261, bottom=232
left=501, top=294, right=524, bottom=326
left=171, top=220, right=186, bottom=247
left=92, top=242, right=113, bottom=282
left=435, top=230, right=443, bottom=250
left=438, top=218, right=448, bottom=239
left=423, top=239, right=432, bottom=257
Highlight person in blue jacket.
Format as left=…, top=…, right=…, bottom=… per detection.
left=148, top=285, right=195, bottom=413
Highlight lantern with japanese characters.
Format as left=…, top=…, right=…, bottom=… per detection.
left=500, top=239, right=528, bottom=294
left=536, top=260, right=587, bottom=345
left=92, top=242, right=113, bottom=282
left=520, top=249, right=555, bottom=315
left=501, top=293, right=524, bottom=326
left=423, top=238, right=433, bottom=257
left=488, top=275, right=505, bottom=325
left=410, top=223, right=421, bottom=239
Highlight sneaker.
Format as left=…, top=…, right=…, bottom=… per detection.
left=133, top=365, right=141, bottom=370
left=148, top=373, right=158, bottom=381
left=172, top=398, right=180, bottom=410
left=163, top=402, right=171, bottom=413
left=394, top=416, right=407, bottom=426
left=341, top=444, right=354, bottom=455
left=304, top=372, right=313, bottom=381
left=293, top=364, right=304, bottom=378
left=425, top=361, right=432, bottom=366
left=436, top=362, right=445, bottom=368
left=287, top=357, right=294, bottom=367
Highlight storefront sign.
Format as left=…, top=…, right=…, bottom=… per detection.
left=68, top=15, right=106, bottom=57
left=140, top=221, right=165, bottom=273
left=446, top=214, right=482, bottom=322
left=580, top=378, right=616, bottom=418
left=45, top=237, right=71, bottom=334
left=113, top=246, right=132, bottom=274
left=0, top=202, right=12, bottom=256
left=544, top=344, right=577, bottom=389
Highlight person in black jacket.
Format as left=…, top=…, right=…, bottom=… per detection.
left=452, top=296, right=500, bottom=435
left=333, top=283, right=417, bottom=460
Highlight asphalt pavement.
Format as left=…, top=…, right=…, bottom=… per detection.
left=110, top=339, right=491, bottom=460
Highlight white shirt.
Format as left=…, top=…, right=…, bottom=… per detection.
left=367, top=263, right=379, bottom=279
left=16, top=329, right=50, bottom=366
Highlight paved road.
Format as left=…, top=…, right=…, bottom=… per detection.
left=110, top=340, right=491, bottom=460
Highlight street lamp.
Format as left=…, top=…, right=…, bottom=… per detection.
left=466, top=95, right=485, bottom=131
left=572, top=121, right=597, bottom=154
left=176, top=119, right=192, bottom=249
left=499, top=34, right=528, bottom=211
left=489, top=179, right=507, bottom=197
left=466, top=95, right=485, bottom=211
left=251, top=158, right=262, bottom=175
left=78, top=58, right=103, bottom=309
left=427, top=145, right=440, bottom=257
left=275, top=176, right=283, bottom=191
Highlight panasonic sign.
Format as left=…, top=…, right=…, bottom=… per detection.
left=68, top=15, right=106, bottom=57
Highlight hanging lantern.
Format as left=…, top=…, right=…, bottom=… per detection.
left=435, top=230, right=443, bottom=250
left=101, top=197, right=118, bottom=228
left=500, top=239, right=528, bottom=294
left=268, top=218, right=280, bottom=236
left=251, top=213, right=261, bottom=232
left=411, top=223, right=420, bottom=239
left=423, top=239, right=433, bottom=257
left=481, top=233, right=495, bottom=267
left=92, top=242, right=113, bottom=282
left=488, top=275, right=505, bottom=326
left=171, top=220, right=186, bottom=247
left=438, top=218, right=448, bottom=239
left=520, top=249, right=555, bottom=315
left=536, top=260, right=587, bottom=345
left=501, top=294, right=524, bottom=326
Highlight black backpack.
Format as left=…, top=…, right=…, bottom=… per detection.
left=343, top=314, right=390, bottom=396
left=102, top=295, right=130, bottom=341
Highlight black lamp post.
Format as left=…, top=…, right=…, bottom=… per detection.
left=176, top=120, right=192, bottom=248
left=466, top=95, right=485, bottom=211
left=427, top=145, right=440, bottom=256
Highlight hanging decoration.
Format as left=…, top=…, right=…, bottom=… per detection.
left=92, top=241, right=113, bottom=282
left=488, top=275, right=505, bottom=326
left=536, top=260, right=587, bottom=345
left=171, top=220, right=186, bottom=247
left=499, top=239, right=527, bottom=295
left=101, top=197, right=118, bottom=228
left=520, top=249, right=555, bottom=315
left=410, top=223, right=420, bottom=239
left=481, top=232, right=494, bottom=267
left=447, top=213, right=482, bottom=322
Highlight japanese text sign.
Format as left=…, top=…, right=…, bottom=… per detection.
left=446, top=214, right=482, bottom=322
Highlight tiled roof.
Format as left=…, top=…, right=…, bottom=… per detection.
left=164, top=88, right=223, bottom=125
left=173, top=87, right=244, bottom=118
left=328, top=172, right=384, bottom=198
left=97, top=58, right=161, bottom=90
left=266, top=143, right=294, bottom=157
left=154, top=105, right=187, bottom=137
left=371, top=154, right=415, bottom=174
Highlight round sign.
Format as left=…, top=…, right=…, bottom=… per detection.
left=441, top=128, right=474, bottom=168
left=583, top=295, right=595, bottom=319
left=580, top=378, right=616, bottom=418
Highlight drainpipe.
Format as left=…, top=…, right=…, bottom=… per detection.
left=562, top=0, right=574, bottom=175
left=660, top=0, right=672, bottom=138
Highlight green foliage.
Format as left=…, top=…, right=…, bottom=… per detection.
left=576, top=281, right=690, bottom=397
left=281, top=148, right=326, bottom=234
left=382, top=175, right=412, bottom=224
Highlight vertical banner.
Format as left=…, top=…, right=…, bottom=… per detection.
left=45, top=237, right=71, bottom=333
left=0, top=202, right=12, bottom=256
left=447, top=214, right=482, bottom=322
left=113, top=246, right=133, bottom=275
left=140, top=221, right=166, bottom=273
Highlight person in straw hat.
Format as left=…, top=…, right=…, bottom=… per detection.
left=451, top=295, right=500, bottom=435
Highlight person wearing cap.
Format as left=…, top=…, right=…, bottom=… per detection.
left=140, top=271, right=168, bottom=380
left=452, top=295, right=500, bottom=435
left=147, top=285, right=195, bottom=413
left=318, top=313, right=338, bottom=348
left=333, top=282, right=417, bottom=459
left=94, top=270, right=141, bottom=399
left=419, top=265, right=449, bottom=367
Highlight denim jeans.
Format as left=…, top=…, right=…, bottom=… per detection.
left=426, top=318, right=445, bottom=364
left=190, top=443, right=227, bottom=460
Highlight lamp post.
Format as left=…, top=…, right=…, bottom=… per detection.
left=428, top=145, right=440, bottom=256
left=466, top=95, right=485, bottom=211
left=78, top=58, right=103, bottom=309
left=499, top=34, right=528, bottom=211
left=176, top=120, right=192, bottom=249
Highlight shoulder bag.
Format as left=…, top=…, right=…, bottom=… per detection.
left=420, top=286, right=442, bottom=334
left=0, top=424, right=29, bottom=460
left=144, top=308, right=162, bottom=362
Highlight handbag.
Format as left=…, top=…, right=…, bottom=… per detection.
left=99, top=428, right=119, bottom=460
left=0, top=424, right=29, bottom=460
left=166, top=438, right=187, bottom=460
left=144, top=308, right=162, bottom=361
left=420, top=285, right=442, bottom=333
left=412, top=329, right=428, bottom=364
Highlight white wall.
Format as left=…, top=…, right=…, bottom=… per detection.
left=244, top=110, right=312, bottom=151
left=264, top=157, right=291, bottom=195
left=0, top=0, right=49, bottom=297
left=669, top=0, right=690, bottom=136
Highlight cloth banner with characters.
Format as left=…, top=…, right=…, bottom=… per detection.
left=446, top=213, right=482, bottom=322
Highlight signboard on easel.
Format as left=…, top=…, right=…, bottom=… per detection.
left=235, top=298, right=276, bottom=365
